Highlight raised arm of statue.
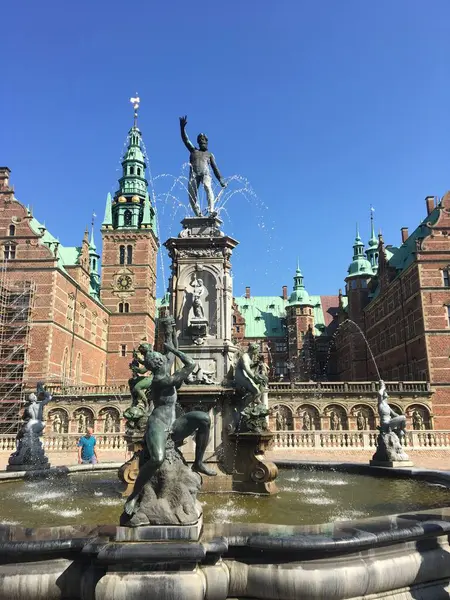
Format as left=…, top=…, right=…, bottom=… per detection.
left=179, top=115, right=195, bottom=152
left=164, top=342, right=196, bottom=388
left=209, top=154, right=226, bottom=187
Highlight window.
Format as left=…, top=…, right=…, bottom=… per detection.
left=120, top=344, right=127, bottom=357
left=351, top=280, right=357, bottom=289
left=361, top=280, right=368, bottom=289
left=119, top=245, right=125, bottom=265
left=444, top=270, right=450, bottom=287
left=3, top=244, right=16, bottom=260
left=236, top=326, right=240, bottom=333
left=92, top=258, right=97, bottom=271
left=275, top=361, right=288, bottom=375
left=137, top=167, right=141, bottom=176
left=130, top=166, right=134, bottom=175
left=447, top=306, right=450, bottom=326
left=127, top=245, right=133, bottom=265
left=119, top=302, right=130, bottom=313
left=8, top=224, right=15, bottom=236
left=275, top=342, right=287, bottom=352
left=124, top=209, right=132, bottom=227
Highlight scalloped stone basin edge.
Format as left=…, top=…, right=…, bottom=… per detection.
left=0, top=461, right=450, bottom=599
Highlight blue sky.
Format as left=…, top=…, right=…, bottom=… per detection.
left=2, top=0, right=450, bottom=298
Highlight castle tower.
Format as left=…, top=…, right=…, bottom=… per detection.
left=100, top=101, right=158, bottom=384
left=285, top=262, right=316, bottom=380
left=345, top=225, right=373, bottom=379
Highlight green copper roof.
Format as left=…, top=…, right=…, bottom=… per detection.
left=29, top=216, right=102, bottom=303
left=115, top=125, right=148, bottom=200
left=108, top=118, right=156, bottom=232
left=235, top=296, right=287, bottom=338
left=89, top=227, right=97, bottom=252
left=102, top=193, right=112, bottom=228
left=347, top=224, right=373, bottom=278
left=388, top=206, right=440, bottom=272
left=141, top=192, right=154, bottom=228
left=234, top=295, right=327, bottom=338
left=288, top=264, right=312, bottom=306
left=366, top=213, right=379, bottom=271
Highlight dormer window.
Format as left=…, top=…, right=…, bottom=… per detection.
left=8, top=224, right=15, bottom=236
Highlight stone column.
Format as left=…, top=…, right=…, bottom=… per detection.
left=164, top=216, right=239, bottom=384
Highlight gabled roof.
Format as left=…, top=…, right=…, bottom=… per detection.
left=29, top=216, right=100, bottom=301
left=387, top=206, right=439, bottom=272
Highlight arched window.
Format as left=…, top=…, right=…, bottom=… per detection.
left=8, top=224, right=15, bottom=236
left=130, top=166, right=134, bottom=175
left=124, top=302, right=130, bottom=313
left=119, top=245, right=125, bottom=265
left=119, top=302, right=124, bottom=313
left=127, top=245, right=133, bottom=265
left=124, top=209, right=132, bottom=227
left=137, top=167, right=141, bottom=176
left=92, top=258, right=97, bottom=271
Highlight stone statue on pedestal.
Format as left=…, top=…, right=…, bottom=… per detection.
left=233, top=344, right=269, bottom=433
left=190, top=274, right=206, bottom=319
left=412, top=410, right=425, bottom=430
left=121, top=327, right=217, bottom=527
left=371, top=380, right=410, bottom=464
left=179, top=115, right=227, bottom=217
left=7, top=382, right=51, bottom=471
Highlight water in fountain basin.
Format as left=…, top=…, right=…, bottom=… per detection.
left=1, top=469, right=450, bottom=528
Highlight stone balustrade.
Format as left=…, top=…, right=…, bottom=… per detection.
left=38, top=381, right=431, bottom=397
left=0, top=430, right=447, bottom=455
left=272, top=429, right=450, bottom=450
left=0, top=433, right=127, bottom=453
left=44, top=383, right=129, bottom=397
left=269, top=381, right=431, bottom=393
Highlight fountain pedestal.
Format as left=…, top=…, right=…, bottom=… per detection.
left=118, top=433, right=144, bottom=497
left=370, top=430, right=414, bottom=468
left=229, top=431, right=278, bottom=494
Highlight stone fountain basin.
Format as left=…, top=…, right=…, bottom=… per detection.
left=0, top=462, right=450, bottom=599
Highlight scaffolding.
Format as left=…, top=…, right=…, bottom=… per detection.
left=0, top=262, right=35, bottom=433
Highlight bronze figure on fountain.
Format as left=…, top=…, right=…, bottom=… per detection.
left=180, top=115, right=227, bottom=217
left=370, top=380, right=411, bottom=466
left=121, top=317, right=216, bottom=527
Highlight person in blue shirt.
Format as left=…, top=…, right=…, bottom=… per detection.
left=77, top=427, right=99, bottom=464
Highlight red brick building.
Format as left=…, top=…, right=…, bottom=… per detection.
left=0, top=116, right=157, bottom=430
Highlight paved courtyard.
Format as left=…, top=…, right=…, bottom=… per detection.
left=0, top=448, right=449, bottom=471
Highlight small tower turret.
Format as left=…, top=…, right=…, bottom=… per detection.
left=366, top=208, right=379, bottom=271
left=285, top=261, right=316, bottom=381
left=89, top=219, right=100, bottom=301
